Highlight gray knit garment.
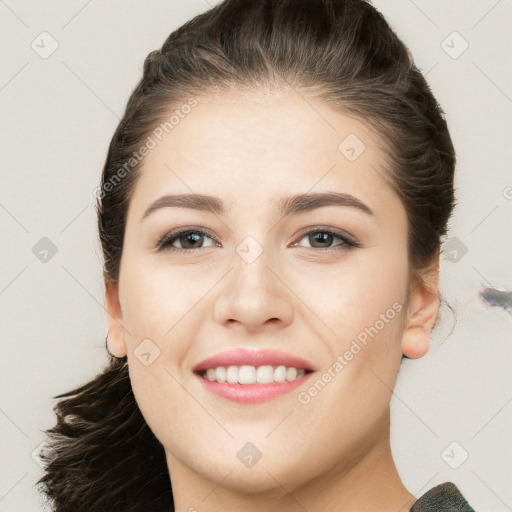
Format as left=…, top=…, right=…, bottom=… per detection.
left=410, top=482, right=476, bottom=512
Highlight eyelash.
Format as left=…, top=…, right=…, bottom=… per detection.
left=156, top=226, right=361, bottom=253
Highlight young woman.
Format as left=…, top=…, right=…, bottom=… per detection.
left=37, top=0, right=476, bottom=510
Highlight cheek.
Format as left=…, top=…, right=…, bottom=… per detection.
left=120, top=256, right=202, bottom=340
left=119, top=255, right=207, bottom=365
left=118, top=262, right=201, bottom=429
left=123, top=311, right=201, bottom=448
left=295, top=247, right=408, bottom=343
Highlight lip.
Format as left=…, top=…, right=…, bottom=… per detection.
left=192, top=349, right=316, bottom=405
left=194, top=372, right=314, bottom=404
left=192, top=348, right=316, bottom=373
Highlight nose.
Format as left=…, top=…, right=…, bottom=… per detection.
left=212, top=246, right=294, bottom=332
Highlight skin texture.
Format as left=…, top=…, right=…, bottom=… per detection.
left=106, top=90, right=440, bottom=512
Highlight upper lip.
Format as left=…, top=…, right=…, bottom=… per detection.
left=192, top=349, right=316, bottom=373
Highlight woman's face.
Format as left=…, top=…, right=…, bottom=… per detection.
left=106, top=91, right=435, bottom=501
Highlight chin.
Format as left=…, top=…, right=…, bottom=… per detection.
left=208, top=462, right=305, bottom=496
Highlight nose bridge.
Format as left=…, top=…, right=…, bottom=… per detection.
left=230, top=235, right=277, bottom=305
left=212, top=234, right=293, bottom=330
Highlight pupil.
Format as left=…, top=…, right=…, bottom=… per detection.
left=183, top=233, right=202, bottom=248
left=311, top=232, right=332, bottom=248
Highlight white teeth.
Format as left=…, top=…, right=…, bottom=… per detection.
left=201, top=365, right=307, bottom=384
left=238, top=365, right=256, bottom=384
left=286, top=367, right=297, bottom=381
left=256, top=365, right=274, bottom=384
left=274, top=365, right=286, bottom=382
left=215, top=366, right=226, bottom=382
left=205, top=368, right=216, bottom=381
left=226, top=365, right=238, bottom=384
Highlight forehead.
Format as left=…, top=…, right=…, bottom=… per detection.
left=127, top=92, right=398, bottom=222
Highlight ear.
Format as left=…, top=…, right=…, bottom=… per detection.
left=401, top=255, right=440, bottom=359
left=105, top=279, right=128, bottom=358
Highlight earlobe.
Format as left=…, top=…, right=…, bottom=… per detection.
left=401, top=326, right=430, bottom=359
left=105, top=280, right=128, bottom=358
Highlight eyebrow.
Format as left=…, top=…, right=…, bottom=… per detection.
left=141, top=191, right=375, bottom=221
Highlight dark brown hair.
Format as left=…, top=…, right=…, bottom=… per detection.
left=36, top=0, right=456, bottom=509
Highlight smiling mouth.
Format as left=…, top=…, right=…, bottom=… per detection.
left=194, top=366, right=314, bottom=404
left=195, top=364, right=314, bottom=385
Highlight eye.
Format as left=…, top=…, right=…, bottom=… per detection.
left=157, top=226, right=360, bottom=253
left=292, top=227, right=360, bottom=251
left=157, top=228, right=219, bottom=252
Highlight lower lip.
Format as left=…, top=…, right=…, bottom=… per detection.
left=194, top=372, right=314, bottom=404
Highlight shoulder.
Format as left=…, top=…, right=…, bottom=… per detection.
left=409, top=481, right=476, bottom=511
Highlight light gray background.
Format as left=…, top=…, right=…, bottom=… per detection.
left=1, top=1, right=511, bottom=510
